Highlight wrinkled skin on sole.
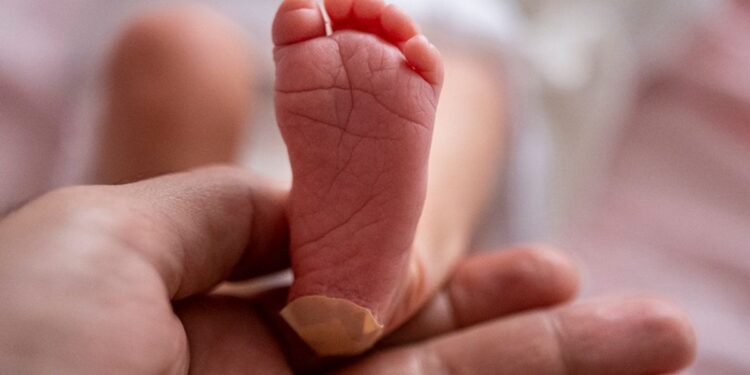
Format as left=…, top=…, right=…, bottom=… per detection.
left=273, top=0, right=443, bottom=356
left=275, top=30, right=439, bottom=352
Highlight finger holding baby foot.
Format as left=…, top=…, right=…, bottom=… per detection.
left=273, top=0, right=444, bottom=356
left=383, top=247, right=579, bottom=345
left=337, top=297, right=696, bottom=375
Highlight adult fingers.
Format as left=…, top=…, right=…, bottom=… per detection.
left=8, top=167, right=289, bottom=300
left=117, top=167, right=291, bottom=299
left=239, top=247, right=577, bottom=374
left=383, top=246, right=578, bottom=345
left=337, top=296, right=697, bottom=375
left=175, top=295, right=291, bottom=374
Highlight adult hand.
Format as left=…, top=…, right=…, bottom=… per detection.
left=0, top=167, right=695, bottom=374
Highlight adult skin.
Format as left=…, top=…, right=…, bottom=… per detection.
left=0, top=167, right=695, bottom=374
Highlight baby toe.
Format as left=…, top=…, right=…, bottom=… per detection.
left=381, top=4, right=419, bottom=42
left=352, top=0, right=386, bottom=23
left=324, top=0, right=354, bottom=22
left=403, top=35, right=444, bottom=88
left=273, top=0, right=326, bottom=46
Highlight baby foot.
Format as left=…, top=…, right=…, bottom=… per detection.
left=273, top=0, right=443, bottom=356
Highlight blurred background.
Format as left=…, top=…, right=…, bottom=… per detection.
left=1, top=0, right=748, bottom=373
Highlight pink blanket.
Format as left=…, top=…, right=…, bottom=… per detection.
left=566, top=3, right=750, bottom=373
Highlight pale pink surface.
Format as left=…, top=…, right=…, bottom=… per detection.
left=566, top=3, right=750, bottom=373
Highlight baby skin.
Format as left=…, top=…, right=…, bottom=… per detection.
left=273, top=0, right=444, bottom=355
